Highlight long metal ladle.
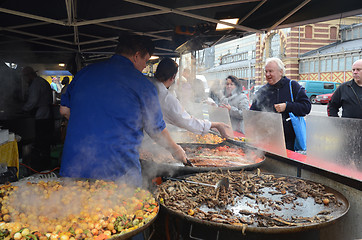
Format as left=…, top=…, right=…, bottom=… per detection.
left=164, top=177, right=229, bottom=191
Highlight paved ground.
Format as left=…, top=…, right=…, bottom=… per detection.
left=310, top=104, right=328, bottom=117
left=309, top=103, right=342, bottom=117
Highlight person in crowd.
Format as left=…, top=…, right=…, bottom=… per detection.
left=60, top=76, right=70, bottom=143
left=250, top=57, right=311, bottom=151
left=50, top=77, right=61, bottom=93
left=50, top=77, right=62, bottom=103
left=0, top=61, right=23, bottom=118
left=219, top=75, right=249, bottom=133
left=61, top=76, right=70, bottom=96
left=192, top=76, right=207, bottom=103
left=151, top=57, right=233, bottom=138
left=209, top=78, right=225, bottom=106
left=175, top=68, right=193, bottom=106
left=327, top=59, right=362, bottom=119
left=59, top=32, right=186, bottom=186
left=22, top=66, right=53, bottom=171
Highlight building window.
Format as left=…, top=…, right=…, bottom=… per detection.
left=299, top=62, right=304, bottom=74
left=305, top=25, right=313, bottom=38
left=326, top=59, right=332, bottom=72
left=310, top=61, right=315, bottom=73
left=315, top=60, right=319, bottom=72
left=353, top=28, right=359, bottom=39
left=332, top=58, right=338, bottom=71
left=330, top=27, right=337, bottom=39
left=346, top=29, right=352, bottom=40
left=252, top=50, right=256, bottom=59
left=320, top=59, right=326, bottom=72
left=346, top=56, right=352, bottom=69
left=353, top=55, right=360, bottom=64
left=269, top=34, right=281, bottom=58
left=338, top=57, right=345, bottom=71
left=304, top=61, right=310, bottom=73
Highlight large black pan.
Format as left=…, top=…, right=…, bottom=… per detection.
left=140, top=142, right=265, bottom=179
left=155, top=171, right=349, bottom=235
left=10, top=177, right=158, bottom=240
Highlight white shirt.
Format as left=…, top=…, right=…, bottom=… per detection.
left=151, top=79, right=211, bottom=135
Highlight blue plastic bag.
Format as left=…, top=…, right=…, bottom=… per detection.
left=289, top=112, right=307, bottom=151
left=289, top=81, right=307, bottom=151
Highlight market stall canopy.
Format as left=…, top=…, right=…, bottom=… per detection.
left=1, top=0, right=362, bottom=71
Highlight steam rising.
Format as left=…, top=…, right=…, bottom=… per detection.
left=306, top=115, right=362, bottom=172
left=5, top=180, right=138, bottom=233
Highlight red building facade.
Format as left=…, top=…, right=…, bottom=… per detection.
left=255, top=22, right=340, bottom=84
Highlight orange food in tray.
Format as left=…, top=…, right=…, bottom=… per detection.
left=170, top=132, right=225, bottom=144
left=188, top=133, right=225, bottom=144
left=185, top=146, right=263, bottom=167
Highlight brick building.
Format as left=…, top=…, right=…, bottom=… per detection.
left=198, top=16, right=362, bottom=86
left=255, top=21, right=342, bottom=84
left=299, top=23, right=362, bottom=83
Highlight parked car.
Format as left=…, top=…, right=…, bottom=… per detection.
left=298, top=80, right=340, bottom=104
left=315, top=93, right=333, bottom=105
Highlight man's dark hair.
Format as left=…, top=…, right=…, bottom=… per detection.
left=154, top=58, right=179, bottom=82
left=62, top=76, right=70, bottom=85
left=22, top=66, right=37, bottom=78
left=115, top=31, right=154, bottom=57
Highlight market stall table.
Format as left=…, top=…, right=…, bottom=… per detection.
left=0, top=140, right=19, bottom=178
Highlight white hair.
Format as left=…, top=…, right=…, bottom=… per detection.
left=265, top=57, right=285, bottom=75
left=352, top=59, right=362, bottom=66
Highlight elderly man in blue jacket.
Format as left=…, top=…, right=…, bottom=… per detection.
left=250, top=57, right=311, bottom=151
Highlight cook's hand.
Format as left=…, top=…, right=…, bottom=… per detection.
left=171, top=145, right=187, bottom=164
left=220, top=103, right=231, bottom=111
left=274, top=103, right=286, bottom=113
left=212, top=122, right=233, bottom=139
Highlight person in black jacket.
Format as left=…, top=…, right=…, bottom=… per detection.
left=328, top=59, right=362, bottom=119
left=250, top=57, right=311, bottom=151
left=22, top=66, right=54, bottom=171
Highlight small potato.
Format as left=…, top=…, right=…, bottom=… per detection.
left=322, top=198, right=330, bottom=205
left=13, top=232, right=22, bottom=240
left=59, top=234, right=69, bottom=240
left=1, top=207, right=9, bottom=215
left=107, top=223, right=114, bottom=231
left=2, top=214, right=10, bottom=222
left=21, top=228, right=30, bottom=236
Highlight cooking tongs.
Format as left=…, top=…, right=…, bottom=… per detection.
left=184, top=158, right=194, bottom=167
left=164, top=177, right=229, bottom=191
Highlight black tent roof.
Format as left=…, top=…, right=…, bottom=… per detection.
left=1, top=0, right=361, bottom=70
